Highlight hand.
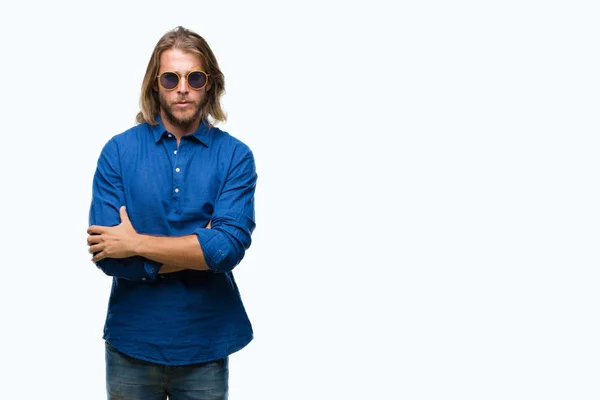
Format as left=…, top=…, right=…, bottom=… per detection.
left=87, top=206, right=141, bottom=262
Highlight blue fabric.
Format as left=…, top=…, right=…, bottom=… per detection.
left=105, top=341, right=229, bottom=399
left=89, top=118, right=256, bottom=365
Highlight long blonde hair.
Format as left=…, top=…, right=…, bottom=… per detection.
left=136, top=26, right=226, bottom=126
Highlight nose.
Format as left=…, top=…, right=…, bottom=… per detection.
left=177, top=76, right=190, bottom=93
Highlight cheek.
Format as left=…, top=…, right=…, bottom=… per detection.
left=190, top=90, right=208, bottom=103
left=157, top=90, right=172, bottom=107
left=159, top=89, right=177, bottom=102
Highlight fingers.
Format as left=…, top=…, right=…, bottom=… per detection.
left=88, top=242, right=101, bottom=253
left=88, top=235, right=103, bottom=261
left=119, top=206, right=129, bottom=223
left=87, top=238, right=104, bottom=261
left=87, top=225, right=105, bottom=235
left=87, top=234, right=102, bottom=246
left=92, top=252, right=105, bottom=263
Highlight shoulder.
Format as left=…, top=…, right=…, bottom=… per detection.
left=209, top=125, right=253, bottom=156
left=100, top=123, right=153, bottom=153
left=111, top=123, right=152, bottom=144
left=95, top=124, right=154, bottom=166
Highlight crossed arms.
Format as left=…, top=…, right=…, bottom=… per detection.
left=87, top=206, right=211, bottom=274
left=87, top=137, right=257, bottom=281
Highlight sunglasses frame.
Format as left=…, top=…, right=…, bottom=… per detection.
left=156, top=70, right=210, bottom=91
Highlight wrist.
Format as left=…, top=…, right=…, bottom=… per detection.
left=133, top=233, right=147, bottom=257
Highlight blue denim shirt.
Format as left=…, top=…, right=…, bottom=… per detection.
left=89, top=118, right=256, bottom=365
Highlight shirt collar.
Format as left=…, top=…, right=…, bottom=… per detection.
left=150, top=117, right=212, bottom=147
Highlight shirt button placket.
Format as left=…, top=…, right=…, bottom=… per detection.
left=173, top=146, right=182, bottom=205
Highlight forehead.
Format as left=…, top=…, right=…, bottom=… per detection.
left=159, top=48, right=204, bottom=72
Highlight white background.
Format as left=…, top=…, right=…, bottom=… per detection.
left=1, top=1, right=599, bottom=399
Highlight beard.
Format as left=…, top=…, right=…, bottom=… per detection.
left=158, top=92, right=205, bottom=130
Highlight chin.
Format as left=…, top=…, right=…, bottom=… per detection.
left=176, top=115, right=199, bottom=126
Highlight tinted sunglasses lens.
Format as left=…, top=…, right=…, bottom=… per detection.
left=159, top=73, right=179, bottom=90
left=188, top=72, right=207, bottom=89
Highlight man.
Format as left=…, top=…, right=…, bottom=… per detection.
left=87, top=26, right=257, bottom=400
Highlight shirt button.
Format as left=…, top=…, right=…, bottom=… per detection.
left=142, top=277, right=146, bottom=281
left=175, top=188, right=179, bottom=193
left=175, top=168, right=180, bottom=172
left=174, top=150, right=177, bottom=155
left=168, top=134, right=173, bottom=138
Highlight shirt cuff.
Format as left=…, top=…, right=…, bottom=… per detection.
left=195, top=229, right=230, bottom=270
left=143, top=260, right=162, bottom=281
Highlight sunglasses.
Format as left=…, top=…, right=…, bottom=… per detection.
left=157, top=70, right=209, bottom=91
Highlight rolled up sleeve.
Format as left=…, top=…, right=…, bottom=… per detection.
left=195, top=146, right=257, bottom=273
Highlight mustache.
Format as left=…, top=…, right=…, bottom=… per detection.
left=172, top=97, right=197, bottom=104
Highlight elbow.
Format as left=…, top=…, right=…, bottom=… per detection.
left=206, top=236, right=248, bottom=273
left=199, top=223, right=253, bottom=273
left=208, top=247, right=245, bottom=273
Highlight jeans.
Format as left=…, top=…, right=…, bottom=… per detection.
left=105, top=341, right=229, bottom=400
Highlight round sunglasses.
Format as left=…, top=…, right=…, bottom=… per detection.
left=157, top=70, right=209, bottom=91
